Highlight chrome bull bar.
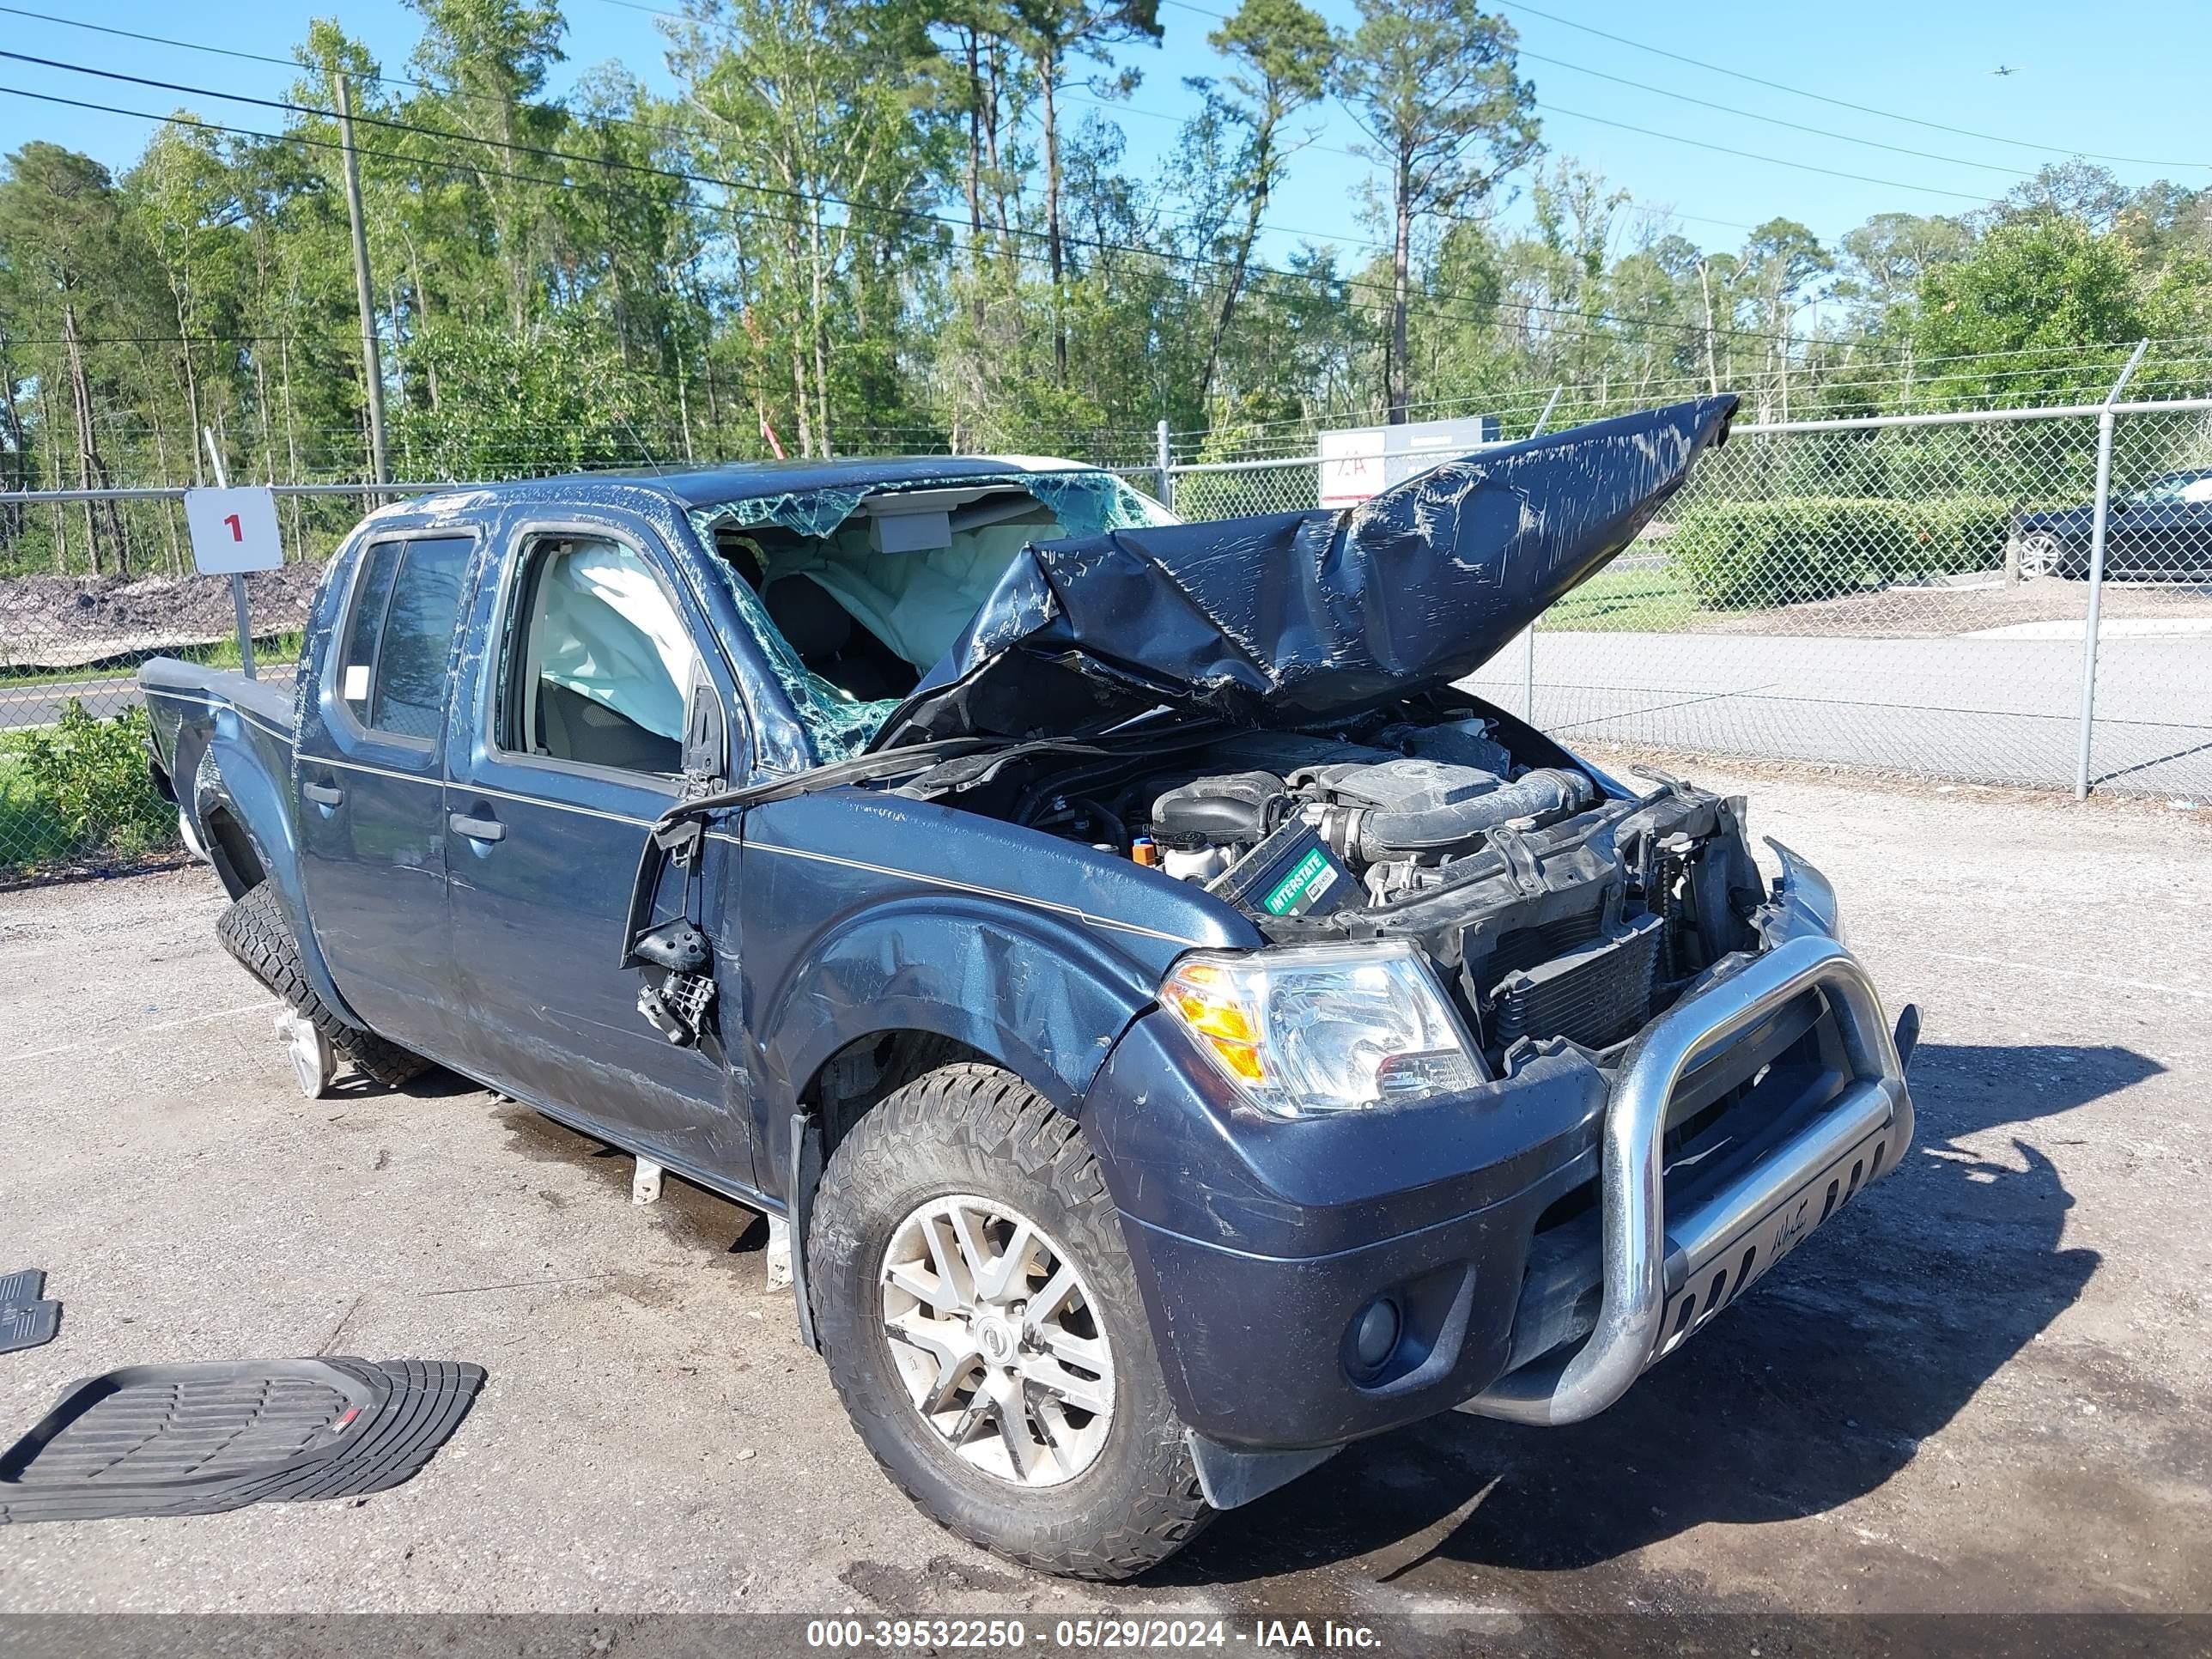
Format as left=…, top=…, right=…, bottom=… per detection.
left=1462, top=932, right=1914, bottom=1427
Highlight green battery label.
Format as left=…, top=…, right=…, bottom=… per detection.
left=1263, top=848, right=1340, bottom=916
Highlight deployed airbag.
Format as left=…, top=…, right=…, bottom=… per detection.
left=536, top=543, right=697, bottom=743
left=873, top=397, right=1737, bottom=747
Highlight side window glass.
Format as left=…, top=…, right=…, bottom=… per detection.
left=507, top=538, right=699, bottom=777
left=338, top=536, right=473, bottom=741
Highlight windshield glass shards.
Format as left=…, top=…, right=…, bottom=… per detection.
left=690, top=469, right=1166, bottom=763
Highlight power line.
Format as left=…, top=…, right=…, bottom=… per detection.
left=1515, top=50, right=2043, bottom=180
left=0, top=3, right=1808, bottom=269
left=0, top=3, right=698, bottom=151
left=1537, top=104, right=1992, bottom=204
left=1164, top=0, right=2082, bottom=191
left=1504, top=0, right=2209, bottom=173
left=0, top=0, right=1814, bottom=248
left=0, top=53, right=1848, bottom=354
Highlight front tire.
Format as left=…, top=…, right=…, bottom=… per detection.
left=808, top=1062, right=1211, bottom=1580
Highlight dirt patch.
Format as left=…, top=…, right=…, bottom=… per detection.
left=1691, top=574, right=2212, bottom=638
left=0, top=565, right=329, bottom=670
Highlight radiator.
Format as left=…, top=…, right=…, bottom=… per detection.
left=1488, top=912, right=1665, bottom=1051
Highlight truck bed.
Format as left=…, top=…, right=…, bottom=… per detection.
left=141, top=658, right=296, bottom=733
left=140, top=657, right=299, bottom=887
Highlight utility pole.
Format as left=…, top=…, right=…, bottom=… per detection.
left=336, top=74, right=390, bottom=486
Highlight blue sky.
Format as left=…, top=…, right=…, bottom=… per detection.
left=2, top=0, right=2205, bottom=276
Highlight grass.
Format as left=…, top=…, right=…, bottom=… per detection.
left=0, top=630, right=306, bottom=689
left=0, top=739, right=80, bottom=871
left=1540, top=563, right=1702, bottom=632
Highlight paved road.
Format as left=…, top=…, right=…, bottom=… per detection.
left=1, top=768, right=2206, bottom=1640
left=0, top=665, right=298, bottom=732
left=1469, top=629, right=2212, bottom=796
left=11, top=627, right=2206, bottom=803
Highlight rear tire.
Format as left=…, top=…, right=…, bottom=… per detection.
left=216, top=883, right=428, bottom=1089
left=809, top=1061, right=1211, bottom=1580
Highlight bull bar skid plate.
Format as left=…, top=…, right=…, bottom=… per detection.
left=1460, top=932, right=1915, bottom=1427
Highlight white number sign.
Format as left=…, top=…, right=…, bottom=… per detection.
left=184, top=486, right=284, bottom=574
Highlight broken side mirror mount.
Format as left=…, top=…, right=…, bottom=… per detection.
left=681, top=659, right=729, bottom=797
left=637, top=972, right=715, bottom=1047
left=632, top=917, right=710, bottom=973
left=630, top=895, right=718, bottom=1047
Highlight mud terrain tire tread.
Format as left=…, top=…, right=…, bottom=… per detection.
left=810, top=1061, right=1211, bottom=1580
left=216, top=883, right=428, bottom=1088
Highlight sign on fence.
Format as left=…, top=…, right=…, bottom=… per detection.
left=183, top=487, right=284, bottom=574
left=1318, top=415, right=1500, bottom=508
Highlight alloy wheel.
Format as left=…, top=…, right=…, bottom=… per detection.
left=879, top=1194, right=1115, bottom=1486
left=2016, top=531, right=2065, bottom=577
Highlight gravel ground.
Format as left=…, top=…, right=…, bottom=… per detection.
left=0, top=762, right=2207, bottom=1637
left=1692, top=574, right=2212, bottom=637
left=0, top=567, right=324, bottom=671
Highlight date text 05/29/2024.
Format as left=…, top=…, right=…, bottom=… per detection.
left=804, top=1618, right=1384, bottom=1650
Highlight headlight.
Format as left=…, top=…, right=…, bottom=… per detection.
left=1158, top=941, right=1484, bottom=1118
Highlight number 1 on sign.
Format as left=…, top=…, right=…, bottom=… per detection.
left=223, top=514, right=243, bottom=541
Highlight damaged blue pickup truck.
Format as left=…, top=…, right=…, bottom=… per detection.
left=141, top=397, right=1917, bottom=1579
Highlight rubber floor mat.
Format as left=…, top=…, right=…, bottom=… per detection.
left=0, top=1270, right=57, bottom=1357
left=0, top=1303, right=60, bottom=1357
left=0, top=1358, right=484, bottom=1523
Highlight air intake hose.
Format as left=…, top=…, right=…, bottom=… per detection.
left=1352, top=767, right=1594, bottom=860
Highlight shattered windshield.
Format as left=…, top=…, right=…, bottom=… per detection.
left=690, top=468, right=1167, bottom=763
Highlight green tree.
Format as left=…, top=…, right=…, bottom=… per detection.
left=1912, top=213, right=2144, bottom=406
left=0, top=143, right=153, bottom=572
left=1834, top=211, right=1971, bottom=324
left=673, top=0, right=952, bottom=457
left=1004, top=0, right=1161, bottom=385
left=1194, top=0, right=1333, bottom=409
left=1337, top=0, right=1537, bottom=422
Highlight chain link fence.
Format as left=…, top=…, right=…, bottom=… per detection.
left=6, top=398, right=2211, bottom=877
left=1137, top=399, right=2212, bottom=804
left=0, top=483, right=412, bottom=878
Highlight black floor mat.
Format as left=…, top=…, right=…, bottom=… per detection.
left=0, top=1303, right=61, bottom=1357
left=0, top=1269, right=57, bottom=1356
left=0, top=1358, right=484, bottom=1523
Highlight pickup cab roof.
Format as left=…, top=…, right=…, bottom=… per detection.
left=360, top=403, right=1738, bottom=759
left=386, top=453, right=1109, bottom=514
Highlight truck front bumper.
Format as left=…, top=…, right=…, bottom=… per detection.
left=1081, top=879, right=1914, bottom=1486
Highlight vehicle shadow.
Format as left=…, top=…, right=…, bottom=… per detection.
left=1169, top=1041, right=2155, bottom=1583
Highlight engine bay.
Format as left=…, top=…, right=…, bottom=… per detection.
left=905, top=699, right=1767, bottom=1073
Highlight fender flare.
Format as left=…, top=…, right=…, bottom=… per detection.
left=763, top=896, right=1166, bottom=1352
left=761, top=893, right=1162, bottom=1121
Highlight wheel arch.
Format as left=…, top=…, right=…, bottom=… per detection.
left=757, top=894, right=1167, bottom=1137
left=761, top=898, right=1170, bottom=1357
left=191, top=743, right=362, bottom=1029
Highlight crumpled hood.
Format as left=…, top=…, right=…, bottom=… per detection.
left=871, top=395, right=1737, bottom=749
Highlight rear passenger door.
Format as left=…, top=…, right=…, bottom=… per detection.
left=441, top=522, right=755, bottom=1186
left=295, top=531, right=477, bottom=1058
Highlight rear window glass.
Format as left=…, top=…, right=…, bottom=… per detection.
left=337, top=536, right=474, bottom=740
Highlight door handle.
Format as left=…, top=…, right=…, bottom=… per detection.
left=301, top=781, right=343, bottom=806
left=448, top=811, right=506, bottom=842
